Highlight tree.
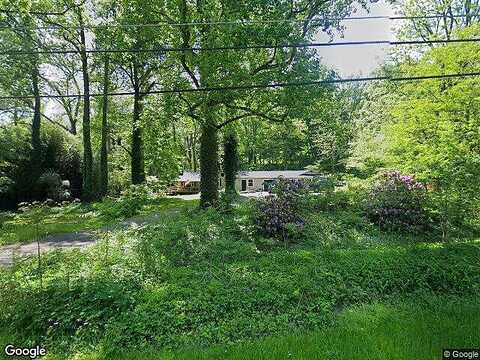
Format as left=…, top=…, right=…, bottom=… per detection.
left=36, top=0, right=96, bottom=200
left=223, top=132, right=238, bottom=193
left=354, top=25, right=480, bottom=231
left=157, top=0, right=365, bottom=208
left=99, top=56, right=110, bottom=197
left=391, top=0, right=480, bottom=41
left=40, top=54, right=82, bottom=135
left=0, top=5, right=46, bottom=191
left=309, top=84, right=364, bottom=173
left=100, top=0, right=170, bottom=185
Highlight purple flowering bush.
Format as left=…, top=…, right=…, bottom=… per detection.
left=366, top=171, right=428, bottom=232
left=256, top=179, right=306, bottom=241
left=272, top=178, right=308, bottom=197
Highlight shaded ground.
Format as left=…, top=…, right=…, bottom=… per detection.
left=167, top=191, right=270, bottom=200
left=0, top=213, right=166, bottom=267
left=0, top=193, right=270, bottom=266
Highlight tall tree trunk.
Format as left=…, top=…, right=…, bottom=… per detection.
left=99, top=56, right=109, bottom=197
left=131, top=89, right=145, bottom=184
left=79, top=14, right=94, bottom=201
left=192, top=125, right=198, bottom=172
left=199, top=118, right=218, bottom=208
left=70, top=122, right=77, bottom=136
left=31, top=66, right=42, bottom=184
left=13, top=108, right=18, bottom=126
left=223, top=132, right=238, bottom=193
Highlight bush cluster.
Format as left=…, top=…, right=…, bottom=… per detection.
left=102, top=178, right=166, bottom=220
left=255, top=178, right=306, bottom=241
left=0, top=124, right=81, bottom=209
left=365, top=171, right=428, bottom=232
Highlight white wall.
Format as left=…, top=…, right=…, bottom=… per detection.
left=235, top=178, right=266, bottom=192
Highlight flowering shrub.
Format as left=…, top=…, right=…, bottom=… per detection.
left=256, top=179, right=307, bottom=241
left=272, top=178, right=307, bottom=198
left=255, top=196, right=305, bottom=240
left=366, top=171, right=428, bottom=232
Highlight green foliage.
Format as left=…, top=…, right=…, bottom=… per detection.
left=0, top=196, right=187, bottom=246
left=365, top=171, right=428, bottom=233
left=98, top=295, right=480, bottom=360
left=37, top=171, right=68, bottom=201
left=0, top=123, right=82, bottom=208
left=309, top=85, right=363, bottom=173
left=102, top=180, right=166, bottom=220
left=351, top=26, right=480, bottom=232
left=385, top=28, right=480, bottom=231
left=135, top=207, right=255, bottom=270
left=1, top=201, right=479, bottom=357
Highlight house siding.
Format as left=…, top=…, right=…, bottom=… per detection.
left=235, top=178, right=270, bottom=192
left=173, top=170, right=316, bottom=194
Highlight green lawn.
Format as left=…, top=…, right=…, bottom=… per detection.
left=3, top=296, right=476, bottom=360
left=123, top=296, right=480, bottom=360
left=0, top=197, right=194, bottom=246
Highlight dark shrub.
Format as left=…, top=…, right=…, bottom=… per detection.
left=37, top=171, right=67, bottom=202
left=366, top=170, right=428, bottom=232
left=0, top=124, right=82, bottom=208
left=256, top=179, right=306, bottom=241
left=256, top=196, right=305, bottom=240
left=272, top=178, right=307, bottom=198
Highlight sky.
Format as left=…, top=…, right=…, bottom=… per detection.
left=316, top=0, right=395, bottom=77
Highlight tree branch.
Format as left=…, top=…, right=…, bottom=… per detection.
left=217, top=104, right=286, bottom=129
left=39, top=112, right=71, bottom=133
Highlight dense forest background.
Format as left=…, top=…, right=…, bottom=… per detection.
left=1, top=0, right=479, bottom=215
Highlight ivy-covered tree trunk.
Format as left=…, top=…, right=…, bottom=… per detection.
left=30, top=66, right=42, bottom=184
left=79, top=14, right=94, bottom=201
left=131, top=89, right=145, bottom=184
left=200, top=119, right=219, bottom=208
left=223, top=132, right=239, bottom=193
left=99, top=57, right=109, bottom=197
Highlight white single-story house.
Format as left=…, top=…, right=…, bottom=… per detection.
left=170, top=170, right=317, bottom=194
left=235, top=170, right=316, bottom=192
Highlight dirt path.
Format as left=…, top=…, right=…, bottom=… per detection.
left=0, top=213, right=166, bottom=267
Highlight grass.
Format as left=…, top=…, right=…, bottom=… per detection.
left=3, top=295, right=477, bottom=360
left=0, top=197, right=195, bottom=246
left=120, top=296, right=480, bottom=360
left=1, top=195, right=479, bottom=359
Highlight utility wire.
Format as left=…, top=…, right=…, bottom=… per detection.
left=1, top=72, right=479, bottom=101
left=0, top=13, right=478, bottom=30
left=1, top=38, right=480, bottom=56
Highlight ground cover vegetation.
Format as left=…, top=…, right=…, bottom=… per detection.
left=52, top=295, right=479, bottom=360
left=1, top=186, right=479, bottom=358
left=1, top=0, right=480, bottom=358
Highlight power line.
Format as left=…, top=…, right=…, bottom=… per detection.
left=0, top=4, right=76, bottom=16
left=0, top=15, right=390, bottom=30
left=390, top=14, right=479, bottom=20
left=1, top=38, right=479, bottom=56
left=0, top=13, right=478, bottom=31
left=1, top=72, right=479, bottom=101
left=0, top=40, right=390, bottom=56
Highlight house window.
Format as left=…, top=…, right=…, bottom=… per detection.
left=248, top=179, right=254, bottom=187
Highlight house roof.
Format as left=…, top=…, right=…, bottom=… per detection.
left=237, top=170, right=315, bottom=179
left=177, top=170, right=317, bottom=182
left=178, top=172, right=201, bottom=182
